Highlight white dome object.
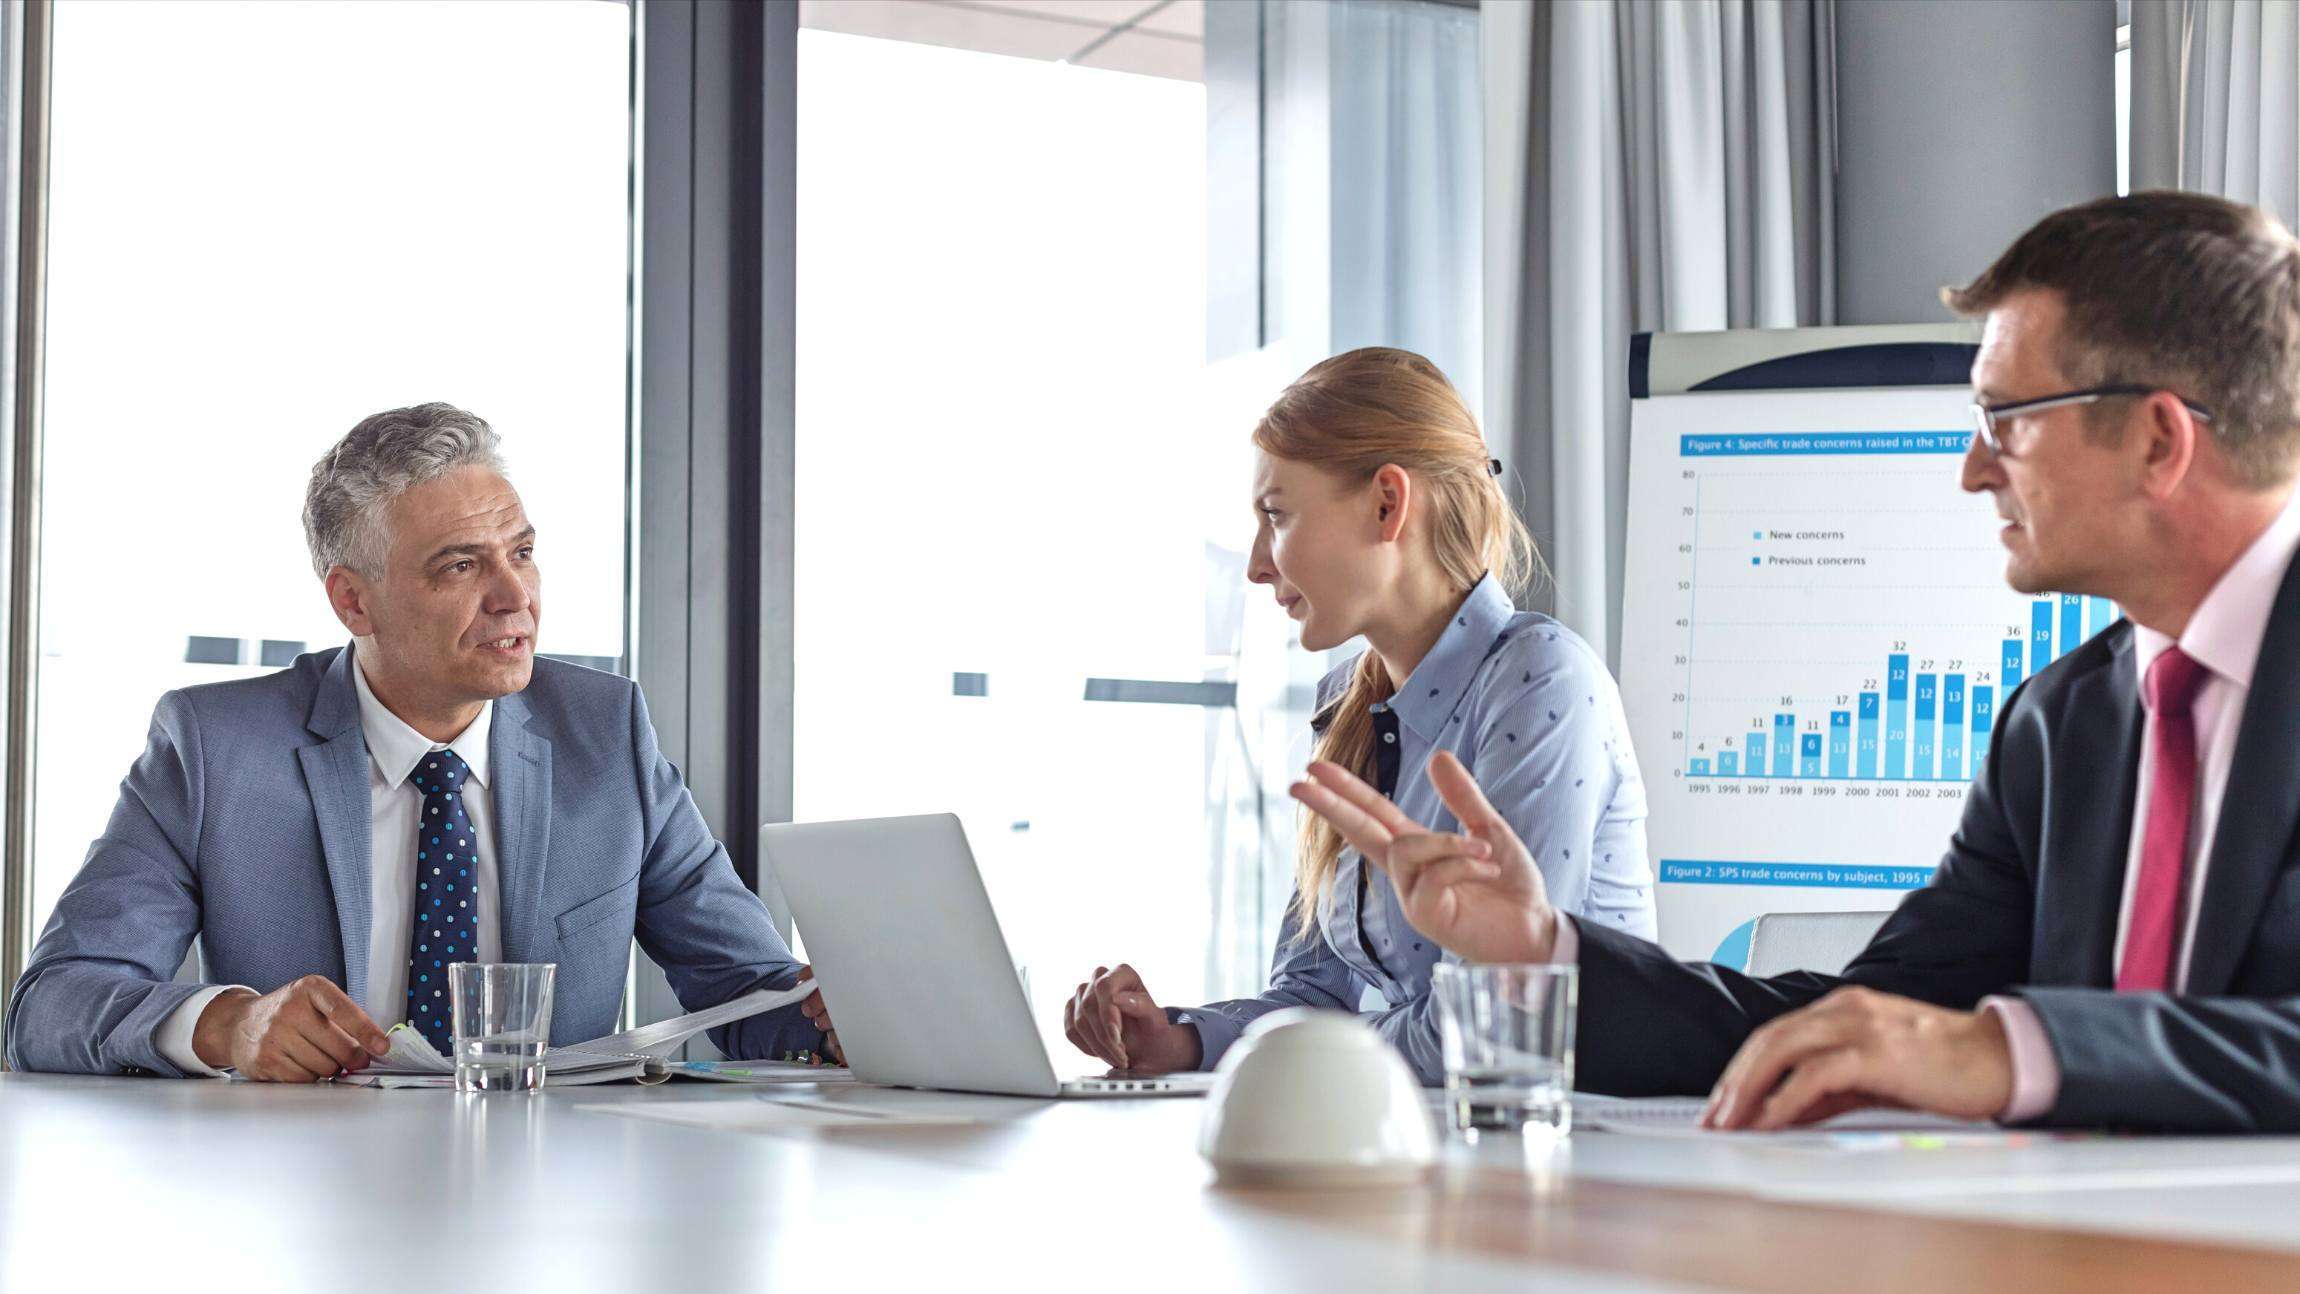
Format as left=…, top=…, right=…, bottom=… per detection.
left=1197, top=1009, right=1436, bottom=1187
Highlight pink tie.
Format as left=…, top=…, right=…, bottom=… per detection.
left=2119, top=646, right=2213, bottom=993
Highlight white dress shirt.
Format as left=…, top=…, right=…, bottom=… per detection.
left=156, top=651, right=504, bottom=1074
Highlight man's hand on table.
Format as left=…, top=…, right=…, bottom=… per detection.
left=192, top=975, right=393, bottom=1082
left=1700, top=986, right=2015, bottom=1129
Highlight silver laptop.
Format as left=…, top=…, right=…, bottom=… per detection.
left=761, top=813, right=1217, bottom=1099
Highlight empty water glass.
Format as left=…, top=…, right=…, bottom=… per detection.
left=450, top=962, right=556, bottom=1092
left=1431, top=962, right=1577, bottom=1138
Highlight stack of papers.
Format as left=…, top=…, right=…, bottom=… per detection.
left=335, top=979, right=838, bottom=1089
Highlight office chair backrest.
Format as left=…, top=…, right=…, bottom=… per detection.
left=1744, top=910, right=1890, bottom=977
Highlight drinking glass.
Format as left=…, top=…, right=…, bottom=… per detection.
left=449, top=962, right=556, bottom=1092
left=1431, top=963, right=1577, bottom=1137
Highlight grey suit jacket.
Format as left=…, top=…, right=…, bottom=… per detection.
left=1571, top=552, right=2300, bottom=1132
left=4, top=646, right=822, bottom=1075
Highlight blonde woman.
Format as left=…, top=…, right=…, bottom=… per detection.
left=1062, top=347, right=1656, bottom=1083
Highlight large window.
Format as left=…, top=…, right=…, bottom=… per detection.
left=793, top=2, right=1484, bottom=1057
left=6, top=0, right=1481, bottom=1039
left=31, top=0, right=634, bottom=939
left=2117, top=19, right=2131, bottom=195
left=794, top=24, right=1286, bottom=1052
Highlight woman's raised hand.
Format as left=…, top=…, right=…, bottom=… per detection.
left=1289, top=749, right=1560, bottom=963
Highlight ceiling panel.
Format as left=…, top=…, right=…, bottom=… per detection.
left=801, top=0, right=1092, bottom=64
left=958, top=0, right=1161, bottom=27
left=1075, top=26, right=1201, bottom=80
left=1131, top=0, right=1205, bottom=38
left=799, top=0, right=1203, bottom=81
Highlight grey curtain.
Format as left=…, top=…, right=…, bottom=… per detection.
left=1328, top=0, right=1485, bottom=407
left=2131, top=0, right=2300, bottom=228
left=1482, top=0, right=1837, bottom=663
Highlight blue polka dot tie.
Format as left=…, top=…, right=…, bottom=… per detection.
left=406, top=749, right=477, bottom=1053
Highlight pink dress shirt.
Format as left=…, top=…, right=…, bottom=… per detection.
left=1986, top=488, right=2300, bottom=1119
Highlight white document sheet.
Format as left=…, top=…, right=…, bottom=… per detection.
left=1574, top=1096, right=2300, bottom=1202
left=1577, top=1094, right=1985, bottom=1138
left=580, top=1095, right=983, bottom=1133
left=575, top=980, right=819, bottom=1059
left=336, top=979, right=820, bottom=1087
left=663, top=1058, right=856, bottom=1084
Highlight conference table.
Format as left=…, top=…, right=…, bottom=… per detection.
left=3, top=1072, right=2297, bottom=1292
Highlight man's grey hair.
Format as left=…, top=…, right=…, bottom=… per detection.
left=303, top=403, right=510, bottom=580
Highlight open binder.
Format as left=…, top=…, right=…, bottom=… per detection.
left=335, top=978, right=845, bottom=1088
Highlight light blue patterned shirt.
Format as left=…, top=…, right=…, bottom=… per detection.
left=1171, top=573, right=1656, bottom=1082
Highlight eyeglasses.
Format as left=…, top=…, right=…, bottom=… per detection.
left=1970, top=384, right=2215, bottom=458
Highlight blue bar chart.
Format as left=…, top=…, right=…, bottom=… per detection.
left=1618, top=388, right=2120, bottom=960
left=1680, top=592, right=2114, bottom=783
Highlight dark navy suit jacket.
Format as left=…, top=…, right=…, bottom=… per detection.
left=1576, top=556, right=2300, bottom=1132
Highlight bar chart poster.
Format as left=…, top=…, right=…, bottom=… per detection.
left=1618, top=387, right=2118, bottom=963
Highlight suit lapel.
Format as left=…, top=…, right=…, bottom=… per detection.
left=2035, top=631, right=2142, bottom=988
left=298, top=649, right=372, bottom=1005
left=2188, top=555, right=2300, bottom=994
left=491, top=690, right=554, bottom=963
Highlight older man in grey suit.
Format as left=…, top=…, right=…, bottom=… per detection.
left=5, top=403, right=838, bottom=1079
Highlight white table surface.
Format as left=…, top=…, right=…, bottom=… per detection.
left=4, top=1072, right=2297, bottom=1292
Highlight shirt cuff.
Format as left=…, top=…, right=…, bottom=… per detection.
left=1548, top=913, right=1580, bottom=964
left=1166, top=1006, right=1241, bottom=1072
left=155, top=985, right=253, bottom=1077
left=1980, top=995, right=2060, bottom=1123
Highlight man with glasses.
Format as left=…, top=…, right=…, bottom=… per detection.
left=1291, top=190, right=2300, bottom=1131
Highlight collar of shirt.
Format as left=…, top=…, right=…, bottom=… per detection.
left=350, top=647, right=494, bottom=790
left=1388, top=572, right=1516, bottom=742
left=2131, top=487, right=2300, bottom=701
